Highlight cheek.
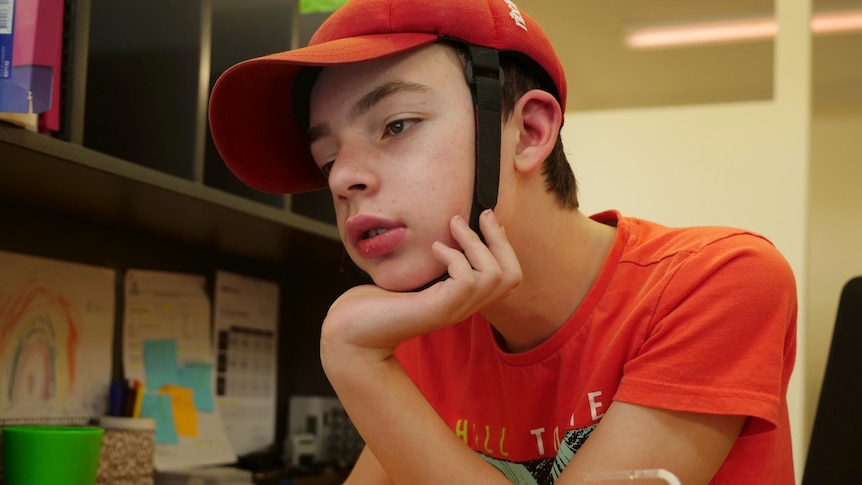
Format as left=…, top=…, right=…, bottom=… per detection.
left=408, top=140, right=473, bottom=217
left=418, top=121, right=474, bottom=190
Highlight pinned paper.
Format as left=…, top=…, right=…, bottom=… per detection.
left=143, top=339, right=180, bottom=390
left=161, top=385, right=198, bottom=438
left=141, top=392, right=179, bottom=444
left=179, top=363, right=215, bottom=412
left=123, top=269, right=237, bottom=469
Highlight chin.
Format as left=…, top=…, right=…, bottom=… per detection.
left=369, top=263, right=448, bottom=292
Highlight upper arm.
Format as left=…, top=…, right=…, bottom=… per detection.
left=616, top=234, right=796, bottom=434
left=343, top=446, right=393, bottom=485
left=559, top=400, right=746, bottom=485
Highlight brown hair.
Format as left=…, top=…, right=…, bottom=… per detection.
left=500, top=52, right=578, bottom=210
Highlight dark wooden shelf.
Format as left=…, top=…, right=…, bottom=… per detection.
left=0, top=124, right=341, bottom=265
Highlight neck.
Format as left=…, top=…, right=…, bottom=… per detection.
left=481, top=209, right=617, bottom=353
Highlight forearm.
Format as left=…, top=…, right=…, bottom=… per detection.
left=320, top=211, right=521, bottom=484
left=342, top=447, right=390, bottom=485
left=321, top=338, right=509, bottom=485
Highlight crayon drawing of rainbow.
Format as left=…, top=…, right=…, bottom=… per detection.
left=0, top=280, right=79, bottom=411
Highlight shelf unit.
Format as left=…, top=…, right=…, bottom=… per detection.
left=0, top=0, right=350, bottom=457
left=1, top=0, right=341, bottom=265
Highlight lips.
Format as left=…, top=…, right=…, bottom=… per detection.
left=346, top=215, right=408, bottom=259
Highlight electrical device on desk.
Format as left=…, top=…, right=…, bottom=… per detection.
left=284, top=396, right=363, bottom=470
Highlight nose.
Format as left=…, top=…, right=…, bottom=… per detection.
left=326, top=145, right=379, bottom=202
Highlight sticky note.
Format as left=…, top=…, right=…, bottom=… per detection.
left=140, top=392, right=179, bottom=444
left=299, top=0, right=349, bottom=14
left=179, top=362, right=215, bottom=412
left=143, top=339, right=181, bottom=391
left=160, top=385, right=198, bottom=438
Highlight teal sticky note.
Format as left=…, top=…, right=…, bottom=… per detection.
left=179, top=362, right=215, bottom=412
left=144, top=339, right=180, bottom=391
left=140, top=392, right=179, bottom=444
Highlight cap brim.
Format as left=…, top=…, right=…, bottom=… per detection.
left=208, top=33, right=439, bottom=194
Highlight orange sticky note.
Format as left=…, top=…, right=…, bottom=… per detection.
left=159, top=385, right=198, bottom=437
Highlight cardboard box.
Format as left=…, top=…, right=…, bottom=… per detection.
left=0, top=0, right=64, bottom=131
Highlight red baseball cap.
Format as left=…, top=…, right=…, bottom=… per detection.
left=208, top=0, right=567, bottom=194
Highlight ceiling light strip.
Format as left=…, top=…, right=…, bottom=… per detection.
left=811, top=10, right=862, bottom=34
left=626, top=9, right=862, bottom=49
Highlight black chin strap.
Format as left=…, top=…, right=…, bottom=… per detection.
left=404, top=46, right=503, bottom=291
left=408, top=45, right=502, bottom=291
left=465, top=45, right=503, bottom=240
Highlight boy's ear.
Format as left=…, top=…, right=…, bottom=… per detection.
left=511, top=89, right=563, bottom=174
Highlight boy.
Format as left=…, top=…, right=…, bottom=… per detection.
left=208, top=0, right=797, bottom=483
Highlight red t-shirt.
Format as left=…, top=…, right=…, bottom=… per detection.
left=395, top=211, right=797, bottom=484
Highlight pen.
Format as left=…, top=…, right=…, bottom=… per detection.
left=109, top=380, right=126, bottom=417
left=123, top=379, right=139, bottom=417
left=132, top=383, right=145, bottom=418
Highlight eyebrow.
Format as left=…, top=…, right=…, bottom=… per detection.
left=307, top=81, right=431, bottom=145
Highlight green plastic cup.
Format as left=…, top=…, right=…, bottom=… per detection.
left=2, top=426, right=104, bottom=485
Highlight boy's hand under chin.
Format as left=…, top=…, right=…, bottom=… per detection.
left=320, top=209, right=522, bottom=367
left=318, top=210, right=524, bottom=485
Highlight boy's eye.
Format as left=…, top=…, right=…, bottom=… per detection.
left=383, top=118, right=418, bottom=137
left=387, top=120, right=406, bottom=135
left=320, top=161, right=334, bottom=178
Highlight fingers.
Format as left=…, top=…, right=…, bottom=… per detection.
left=430, top=210, right=522, bottom=310
left=323, top=210, right=522, bottom=352
left=478, top=210, right=523, bottom=291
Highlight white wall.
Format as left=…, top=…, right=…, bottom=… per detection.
left=560, top=0, right=811, bottom=478
left=567, top=101, right=806, bottom=247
